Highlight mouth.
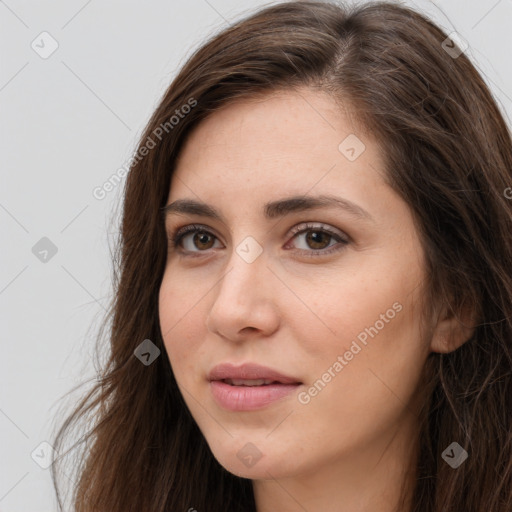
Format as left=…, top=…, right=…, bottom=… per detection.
left=208, top=362, right=302, bottom=385
left=208, top=363, right=303, bottom=411
left=221, top=378, right=295, bottom=386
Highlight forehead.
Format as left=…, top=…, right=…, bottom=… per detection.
left=170, top=89, right=386, bottom=199
left=179, top=90, right=362, bottom=157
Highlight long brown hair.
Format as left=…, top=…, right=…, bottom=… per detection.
left=51, top=1, right=512, bottom=510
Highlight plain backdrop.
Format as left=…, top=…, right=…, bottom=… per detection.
left=1, top=0, right=511, bottom=510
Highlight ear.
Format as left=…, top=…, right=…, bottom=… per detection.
left=430, top=300, right=477, bottom=354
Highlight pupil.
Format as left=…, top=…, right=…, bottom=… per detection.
left=195, top=232, right=213, bottom=249
left=307, top=231, right=329, bottom=249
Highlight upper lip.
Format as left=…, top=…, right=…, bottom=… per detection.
left=208, top=363, right=302, bottom=384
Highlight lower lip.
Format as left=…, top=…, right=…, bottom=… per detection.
left=210, top=380, right=301, bottom=411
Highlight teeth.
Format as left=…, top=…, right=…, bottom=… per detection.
left=225, top=378, right=276, bottom=386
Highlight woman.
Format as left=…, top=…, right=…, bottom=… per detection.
left=52, top=1, right=512, bottom=511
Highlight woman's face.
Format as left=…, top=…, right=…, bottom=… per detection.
left=158, top=88, right=430, bottom=481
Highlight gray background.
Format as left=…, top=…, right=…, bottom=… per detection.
left=1, top=0, right=511, bottom=510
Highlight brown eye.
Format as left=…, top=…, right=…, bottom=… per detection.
left=287, top=223, right=349, bottom=257
left=170, top=225, right=222, bottom=253
left=304, top=230, right=332, bottom=250
left=192, top=231, right=216, bottom=250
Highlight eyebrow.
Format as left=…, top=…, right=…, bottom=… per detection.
left=162, top=194, right=374, bottom=223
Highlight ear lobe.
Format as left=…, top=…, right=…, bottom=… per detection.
left=430, top=301, right=477, bottom=354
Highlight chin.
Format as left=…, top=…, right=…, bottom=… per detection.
left=210, top=440, right=304, bottom=481
left=207, top=442, right=275, bottom=479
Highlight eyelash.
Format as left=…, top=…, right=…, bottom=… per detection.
left=167, top=222, right=349, bottom=258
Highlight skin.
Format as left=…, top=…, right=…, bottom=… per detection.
left=158, top=88, right=466, bottom=512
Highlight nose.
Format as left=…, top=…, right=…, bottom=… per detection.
left=205, top=247, right=280, bottom=342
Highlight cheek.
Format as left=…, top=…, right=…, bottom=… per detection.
left=288, top=267, right=415, bottom=358
left=294, top=262, right=427, bottom=400
left=158, top=272, right=208, bottom=379
left=304, top=287, right=426, bottom=419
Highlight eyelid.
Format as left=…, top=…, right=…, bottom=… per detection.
left=168, top=221, right=348, bottom=241
left=283, top=222, right=349, bottom=257
left=288, top=222, right=349, bottom=242
left=171, top=223, right=218, bottom=240
left=167, top=221, right=349, bottom=256
left=169, top=223, right=223, bottom=254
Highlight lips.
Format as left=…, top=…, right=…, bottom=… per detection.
left=208, top=363, right=303, bottom=411
left=223, top=378, right=279, bottom=386
left=208, top=362, right=302, bottom=385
